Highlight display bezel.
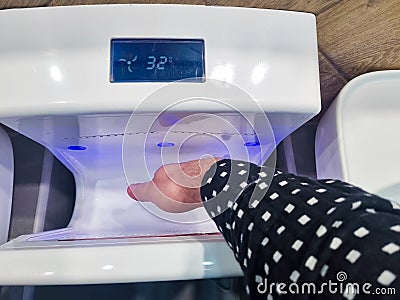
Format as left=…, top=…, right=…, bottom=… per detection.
left=110, top=38, right=205, bottom=83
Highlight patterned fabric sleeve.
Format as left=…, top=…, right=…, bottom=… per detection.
left=200, top=159, right=400, bottom=299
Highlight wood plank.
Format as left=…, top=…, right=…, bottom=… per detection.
left=50, top=0, right=205, bottom=5
left=0, top=0, right=50, bottom=9
left=206, top=0, right=340, bottom=14
left=317, top=0, right=400, bottom=79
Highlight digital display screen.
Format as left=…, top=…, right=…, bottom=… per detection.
left=110, top=39, right=205, bottom=82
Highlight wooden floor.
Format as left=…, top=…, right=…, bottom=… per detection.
left=1, top=0, right=400, bottom=121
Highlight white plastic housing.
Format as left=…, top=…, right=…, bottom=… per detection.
left=316, top=70, right=400, bottom=203
left=0, top=5, right=320, bottom=285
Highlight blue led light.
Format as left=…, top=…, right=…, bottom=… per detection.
left=68, top=145, right=87, bottom=151
left=244, top=141, right=260, bottom=147
left=157, top=142, right=175, bottom=148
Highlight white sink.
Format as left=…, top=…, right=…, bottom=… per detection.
left=316, top=70, right=400, bottom=204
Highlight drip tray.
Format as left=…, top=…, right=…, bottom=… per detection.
left=25, top=201, right=220, bottom=242
left=27, top=227, right=220, bottom=242
left=58, top=232, right=220, bottom=242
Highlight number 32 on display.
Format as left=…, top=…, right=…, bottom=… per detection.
left=146, top=56, right=169, bottom=70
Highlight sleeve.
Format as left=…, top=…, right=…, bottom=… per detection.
left=200, top=159, right=400, bottom=299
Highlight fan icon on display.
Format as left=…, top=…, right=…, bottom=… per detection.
left=118, top=56, right=138, bottom=72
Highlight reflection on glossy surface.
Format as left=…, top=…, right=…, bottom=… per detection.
left=251, top=62, right=269, bottom=85
left=209, top=63, right=235, bottom=84
left=102, top=265, right=114, bottom=271
left=50, top=65, right=62, bottom=82
left=202, top=261, right=214, bottom=271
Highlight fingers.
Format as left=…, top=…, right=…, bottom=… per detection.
left=127, top=180, right=201, bottom=213
left=127, top=182, right=150, bottom=202
left=126, top=158, right=222, bottom=213
left=127, top=181, right=182, bottom=213
left=127, top=184, right=137, bottom=200
left=127, top=180, right=173, bottom=205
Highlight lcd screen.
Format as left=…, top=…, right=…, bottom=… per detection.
left=110, top=39, right=205, bottom=82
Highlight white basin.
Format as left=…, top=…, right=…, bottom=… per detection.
left=316, top=70, right=400, bottom=204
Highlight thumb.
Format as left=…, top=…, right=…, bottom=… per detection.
left=127, top=182, right=150, bottom=202
left=127, top=184, right=137, bottom=200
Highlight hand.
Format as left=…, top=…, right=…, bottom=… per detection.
left=127, top=157, right=221, bottom=213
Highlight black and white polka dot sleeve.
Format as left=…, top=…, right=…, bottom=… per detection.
left=200, top=159, right=400, bottom=299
